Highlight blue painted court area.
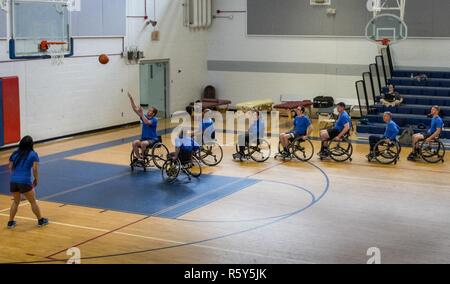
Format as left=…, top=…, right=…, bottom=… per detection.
left=0, top=159, right=259, bottom=218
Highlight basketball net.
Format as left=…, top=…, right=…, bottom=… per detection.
left=0, top=0, right=8, bottom=12
left=46, top=42, right=67, bottom=65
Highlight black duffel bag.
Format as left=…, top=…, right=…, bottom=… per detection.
left=313, top=96, right=334, bottom=109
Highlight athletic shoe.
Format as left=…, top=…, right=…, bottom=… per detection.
left=7, top=221, right=16, bottom=229
left=407, top=153, right=417, bottom=161
left=38, top=218, right=49, bottom=227
left=233, top=153, right=242, bottom=160
left=282, top=151, right=291, bottom=158
left=318, top=149, right=330, bottom=158
left=130, top=158, right=138, bottom=166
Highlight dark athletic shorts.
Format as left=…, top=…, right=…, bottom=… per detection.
left=287, top=132, right=306, bottom=140
left=327, top=128, right=341, bottom=140
left=10, top=183, right=33, bottom=194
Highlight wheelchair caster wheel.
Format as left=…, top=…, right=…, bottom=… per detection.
left=130, top=166, right=134, bottom=172
left=349, top=158, right=353, bottom=162
left=143, top=167, right=147, bottom=172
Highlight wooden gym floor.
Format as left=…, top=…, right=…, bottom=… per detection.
left=0, top=117, right=450, bottom=264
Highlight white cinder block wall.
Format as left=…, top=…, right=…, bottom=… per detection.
left=207, top=0, right=450, bottom=107
left=0, top=0, right=209, bottom=143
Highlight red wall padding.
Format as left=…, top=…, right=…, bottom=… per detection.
left=1, top=76, right=21, bottom=145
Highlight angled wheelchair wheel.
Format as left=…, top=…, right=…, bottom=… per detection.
left=418, top=139, right=446, bottom=164
left=187, top=156, right=202, bottom=178
left=162, top=159, right=181, bottom=183
left=374, top=140, right=400, bottom=165
left=277, top=142, right=285, bottom=155
left=197, top=142, right=223, bottom=167
left=151, top=143, right=169, bottom=169
left=249, top=139, right=271, bottom=163
left=329, top=139, right=353, bottom=163
left=291, top=138, right=314, bottom=162
left=129, top=150, right=136, bottom=171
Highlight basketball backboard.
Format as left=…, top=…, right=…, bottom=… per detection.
left=9, top=0, right=75, bottom=60
left=365, top=14, right=408, bottom=44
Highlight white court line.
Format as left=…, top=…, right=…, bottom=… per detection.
left=0, top=213, right=307, bottom=264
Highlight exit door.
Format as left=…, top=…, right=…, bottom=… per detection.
left=140, top=61, right=168, bottom=118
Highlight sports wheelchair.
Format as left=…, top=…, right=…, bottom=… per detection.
left=368, top=139, right=401, bottom=165
left=319, top=134, right=353, bottom=162
left=414, top=138, right=446, bottom=164
left=130, top=136, right=169, bottom=171
left=233, top=138, right=272, bottom=163
left=274, top=136, right=315, bottom=162
left=162, top=152, right=202, bottom=182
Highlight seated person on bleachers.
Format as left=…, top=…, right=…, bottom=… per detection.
left=367, top=112, right=400, bottom=160
left=201, top=109, right=216, bottom=143
left=127, top=92, right=159, bottom=163
left=279, top=106, right=313, bottom=156
left=380, top=84, right=403, bottom=107
left=319, top=102, right=351, bottom=157
left=414, top=74, right=428, bottom=83
left=172, top=130, right=200, bottom=164
left=408, top=106, right=444, bottom=161
left=234, top=110, right=265, bottom=160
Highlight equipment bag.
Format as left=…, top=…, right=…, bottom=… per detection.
left=398, top=126, right=414, bottom=147
left=313, top=96, right=334, bottom=108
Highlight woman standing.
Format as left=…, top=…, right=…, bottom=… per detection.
left=7, top=136, right=48, bottom=229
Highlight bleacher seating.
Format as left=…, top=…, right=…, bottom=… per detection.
left=392, top=70, right=450, bottom=79
left=357, top=69, right=450, bottom=140
left=390, top=78, right=450, bottom=88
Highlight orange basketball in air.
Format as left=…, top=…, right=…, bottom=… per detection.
left=99, top=54, right=109, bottom=65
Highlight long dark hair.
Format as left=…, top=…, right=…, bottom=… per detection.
left=11, top=136, right=34, bottom=170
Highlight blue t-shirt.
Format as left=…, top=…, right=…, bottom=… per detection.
left=202, top=118, right=215, bottom=134
left=175, top=136, right=200, bottom=152
left=249, top=119, right=265, bottom=139
left=384, top=120, right=400, bottom=140
left=293, top=115, right=311, bottom=135
left=141, top=115, right=158, bottom=141
left=9, top=151, right=40, bottom=185
left=428, top=116, right=444, bottom=135
left=334, top=111, right=351, bottom=132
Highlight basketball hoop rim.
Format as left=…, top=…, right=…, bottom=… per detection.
left=375, top=38, right=392, bottom=46
left=39, top=40, right=68, bottom=52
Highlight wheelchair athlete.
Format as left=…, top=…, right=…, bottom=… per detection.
left=279, top=106, right=313, bottom=158
left=408, top=106, right=444, bottom=161
left=127, top=92, right=159, bottom=164
left=170, top=130, right=201, bottom=164
left=318, top=102, right=351, bottom=158
left=233, top=110, right=265, bottom=161
left=367, top=112, right=400, bottom=161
